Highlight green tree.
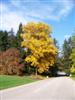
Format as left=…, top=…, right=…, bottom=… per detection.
left=16, top=23, right=23, bottom=48
left=62, top=37, right=72, bottom=73
left=71, top=35, right=75, bottom=48
left=8, top=28, right=18, bottom=48
left=0, top=30, right=9, bottom=51
left=49, top=39, right=64, bottom=76
left=16, top=23, right=26, bottom=58
left=70, top=48, right=75, bottom=75
left=70, top=35, right=75, bottom=75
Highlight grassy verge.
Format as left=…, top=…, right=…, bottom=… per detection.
left=0, top=75, right=37, bottom=90
left=70, top=75, right=75, bottom=80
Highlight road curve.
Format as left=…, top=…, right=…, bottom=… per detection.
left=0, top=77, right=75, bottom=100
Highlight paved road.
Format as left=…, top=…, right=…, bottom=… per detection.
left=0, top=77, right=75, bottom=100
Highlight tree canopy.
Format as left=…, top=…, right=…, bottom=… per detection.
left=70, top=35, right=75, bottom=75
left=21, top=22, right=57, bottom=74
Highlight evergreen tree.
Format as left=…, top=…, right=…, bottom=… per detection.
left=16, top=23, right=26, bottom=58
left=70, top=35, right=75, bottom=75
left=62, top=37, right=72, bottom=73
left=8, top=28, right=18, bottom=48
left=0, top=30, right=9, bottom=51
left=49, top=38, right=64, bottom=76
left=16, top=23, right=23, bottom=49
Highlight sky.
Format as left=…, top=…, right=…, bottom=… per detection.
left=0, top=0, right=75, bottom=45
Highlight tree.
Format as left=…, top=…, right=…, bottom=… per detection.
left=70, top=35, right=75, bottom=75
left=71, top=35, right=75, bottom=48
left=54, top=38, right=59, bottom=49
left=16, top=23, right=25, bottom=58
left=17, top=23, right=23, bottom=48
left=21, top=22, right=57, bottom=75
left=62, top=37, right=72, bottom=73
left=70, top=48, right=75, bottom=75
left=0, top=30, right=9, bottom=51
left=0, top=48, right=24, bottom=75
left=49, top=38, right=64, bottom=76
left=8, top=28, right=18, bottom=48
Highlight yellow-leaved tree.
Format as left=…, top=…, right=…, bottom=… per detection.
left=21, top=22, right=57, bottom=75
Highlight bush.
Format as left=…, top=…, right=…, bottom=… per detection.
left=0, top=48, right=24, bottom=75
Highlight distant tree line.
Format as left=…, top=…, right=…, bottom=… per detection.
left=0, top=23, right=25, bottom=75
left=0, top=22, right=75, bottom=76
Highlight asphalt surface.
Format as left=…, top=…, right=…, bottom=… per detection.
left=0, top=77, right=75, bottom=100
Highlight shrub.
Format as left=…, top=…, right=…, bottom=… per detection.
left=0, top=48, right=24, bottom=75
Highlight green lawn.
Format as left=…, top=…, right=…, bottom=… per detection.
left=72, top=77, right=75, bottom=80
left=0, top=75, right=37, bottom=90
left=73, top=77, right=75, bottom=80
left=71, top=75, right=75, bottom=80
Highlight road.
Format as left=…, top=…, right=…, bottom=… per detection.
left=0, top=77, right=75, bottom=100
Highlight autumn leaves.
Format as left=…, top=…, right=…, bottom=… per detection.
left=21, top=22, right=57, bottom=74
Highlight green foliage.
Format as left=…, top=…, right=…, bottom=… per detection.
left=54, top=38, right=59, bottom=49
left=62, top=37, right=72, bottom=73
left=16, top=23, right=23, bottom=48
left=70, top=48, right=75, bottom=67
left=70, top=47, right=75, bottom=74
left=49, top=39, right=63, bottom=76
left=70, top=66, right=75, bottom=75
left=71, top=35, right=75, bottom=48
left=0, top=22, right=74, bottom=77
left=0, top=31, right=9, bottom=51
left=8, top=29, right=18, bottom=48
left=16, top=23, right=26, bottom=58
left=70, top=35, right=75, bottom=75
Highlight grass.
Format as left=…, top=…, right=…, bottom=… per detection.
left=0, top=75, right=37, bottom=90
left=70, top=75, right=75, bottom=80
left=72, top=76, right=75, bottom=80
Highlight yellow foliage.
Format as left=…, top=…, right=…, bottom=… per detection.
left=21, top=22, right=57, bottom=73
